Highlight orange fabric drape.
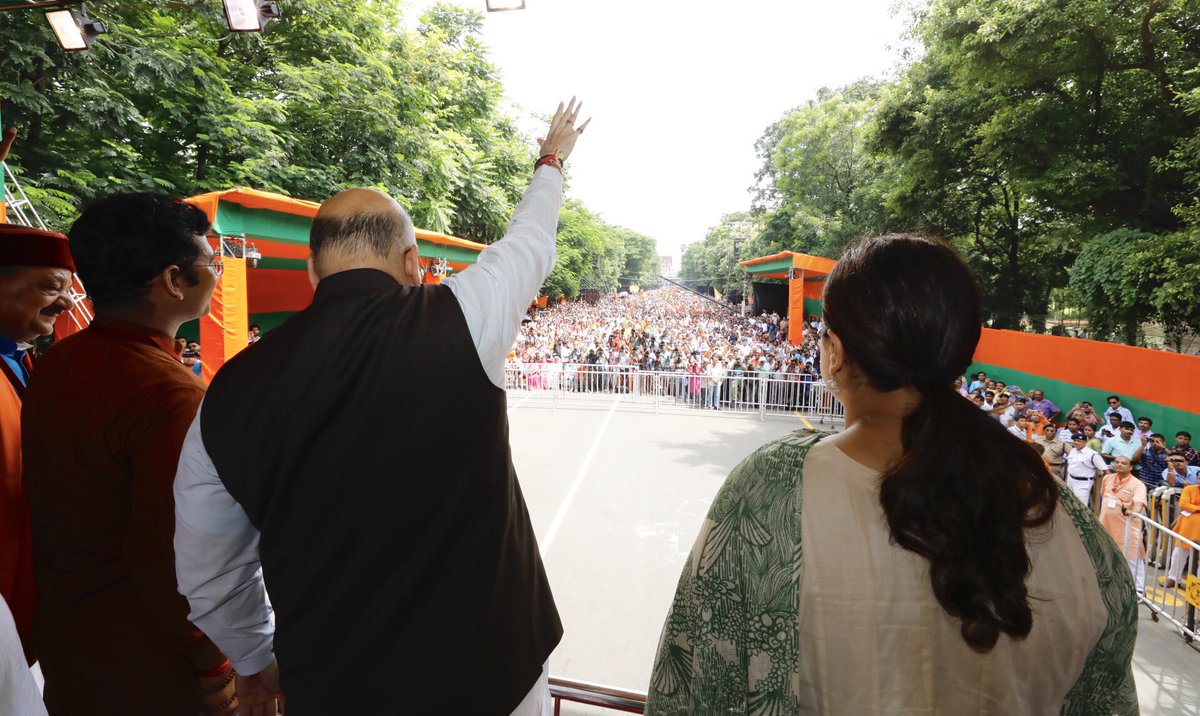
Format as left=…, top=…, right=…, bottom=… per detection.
left=246, top=268, right=314, bottom=315
left=199, top=257, right=250, bottom=383
left=788, top=273, right=805, bottom=346
left=975, top=329, right=1200, bottom=415
left=0, top=376, right=35, bottom=663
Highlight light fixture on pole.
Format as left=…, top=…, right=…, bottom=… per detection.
left=223, top=0, right=282, bottom=32
left=45, top=7, right=107, bottom=52
left=485, top=0, right=526, bottom=11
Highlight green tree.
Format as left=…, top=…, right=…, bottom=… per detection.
left=1068, top=228, right=1158, bottom=345
left=680, top=212, right=760, bottom=300
left=754, top=81, right=894, bottom=259
left=541, top=201, right=658, bottom=300
left=0, top=1, right=530, bottom=243
left=873, top=0, right=1200, bottom=329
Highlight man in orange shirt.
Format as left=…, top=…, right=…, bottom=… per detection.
left=22, top=193, right=235, bottom=714
left=0, top=224, right=75, bottom=664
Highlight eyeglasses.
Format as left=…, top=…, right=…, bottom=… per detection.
left=1108, top=400, right=1119, bottom=405
left=196, top=257, right=224, bottom=276
left=1168, top=458, right=1186, bottom=463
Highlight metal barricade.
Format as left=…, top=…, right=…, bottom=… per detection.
left=504, top=363, right=843, bottom=423
left=1125, top=512, right=1198, bottom=644
left=550, top=676, right=646, bottom=714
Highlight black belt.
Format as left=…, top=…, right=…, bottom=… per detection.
left=1067, top=475, right=1095, bottom=481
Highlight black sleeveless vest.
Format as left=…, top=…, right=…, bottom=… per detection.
left=201, top=269, right=561, bottom=714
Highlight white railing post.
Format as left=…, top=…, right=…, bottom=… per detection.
left=758, top=374, right=766, bottom=421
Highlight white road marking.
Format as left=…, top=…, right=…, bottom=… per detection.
left=539, top=396, right=621, bottom=557
left=507, top=393, right=532, bottom=412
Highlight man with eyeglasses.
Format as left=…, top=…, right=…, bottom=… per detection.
left=0, top=225, right=75, bottom=672
left=1103, top=395, right=1134, bottom=426
left=21, top=193, right=236, bottom=714
left=1151, top=450, right=1200, bottom=566
left=1162, top=451, right=1200, bottom=489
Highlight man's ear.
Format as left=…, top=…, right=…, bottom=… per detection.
left=307, top=256, right=319, bottom=290
left=404, top=244, right=421, bottom=286
left=160, top=265, right=187, bottom=302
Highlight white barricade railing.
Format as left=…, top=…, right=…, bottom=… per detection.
left=1124, top=511, right=1198, bottom=645
left=503, top=363, right=844, bottom=422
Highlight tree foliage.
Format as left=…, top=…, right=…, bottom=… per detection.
left=680, top=212, right=760, bottom=299
left=0, top=0, right=656, bottom=290
left=744, top=0, right=1200, bottom=344
left=754, top=82, right=894, bottom=259
left=543, top=201, right=661, bottom=300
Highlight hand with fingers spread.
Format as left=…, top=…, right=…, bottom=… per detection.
left=537, top=97, right=591, bottom=169
left=235, top=660, right=284, bottom=716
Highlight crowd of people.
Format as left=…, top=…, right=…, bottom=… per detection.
left=510, top=287, right=817, bottom=374
left=957, top=371, right=1200, bottom=592
left=507, top=288, right=828, bottom=409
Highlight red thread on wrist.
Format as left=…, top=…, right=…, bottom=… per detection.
left=201, top=659, right=232, bottom=678
left=534, top=152, right=563, bottom=173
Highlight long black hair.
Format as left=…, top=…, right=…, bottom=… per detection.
left=822, top=234, right=1058, bottom=652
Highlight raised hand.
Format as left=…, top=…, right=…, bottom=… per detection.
left=538, top=97, right=591, bottom=163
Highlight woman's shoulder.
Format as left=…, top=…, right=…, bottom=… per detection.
left=711, top=430, right=830, bottom=511
left=732, top=429, right=828, bottom=479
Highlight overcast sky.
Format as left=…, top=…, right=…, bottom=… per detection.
left=411, top=0, right=911, bottom=263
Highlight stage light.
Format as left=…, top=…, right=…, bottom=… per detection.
left=485, top=0, right=526, bottom=11
left=45, top=8, right=107, bottom=52
left=223, top=0, right=282, bottom=32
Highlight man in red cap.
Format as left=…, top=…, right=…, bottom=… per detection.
left=0, top=223, right=76, bottom=663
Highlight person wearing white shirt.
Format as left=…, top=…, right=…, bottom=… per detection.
left=1097, top=412, right=1123, bottom=441
left=1066, top=433, right=1110, bottom=507
left=173, top=100, right=589, bottom=715
left=1057, top=418, right=1082, bottom=443
left=1103, top=396, right=1135, bottom=426
left=1007, top=415, right=1029, bottom=440
left=0, top=596, right=45, bottom=716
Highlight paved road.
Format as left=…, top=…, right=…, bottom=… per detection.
left=509, top=400, right=1200, bottom=715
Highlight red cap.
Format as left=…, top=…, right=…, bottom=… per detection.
left=0, top=224, right=75, bottom=272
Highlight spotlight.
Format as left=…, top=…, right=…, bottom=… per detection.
left=45, top=8, right=107, bottom=52
left=223, top=0, right=282, bottom=32
left=485, top=0, right=526, bottom=11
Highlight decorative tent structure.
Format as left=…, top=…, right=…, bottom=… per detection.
left=184, top=187, right=488, bottom=380
left=739, top=251, right=836, bottom=345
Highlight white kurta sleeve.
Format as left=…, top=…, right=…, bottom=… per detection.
left=445, top=166, right=563, bottom=389
left=174, top=403, right=275, bottom=676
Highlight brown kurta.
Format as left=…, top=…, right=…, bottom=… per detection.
left=22, top=319, right=224, bottom=715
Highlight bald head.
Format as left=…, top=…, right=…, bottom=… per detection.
left=310, top=188, right=416, bottom=278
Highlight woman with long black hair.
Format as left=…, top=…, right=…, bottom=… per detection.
left=647, top=235, right=1137, bottom=715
